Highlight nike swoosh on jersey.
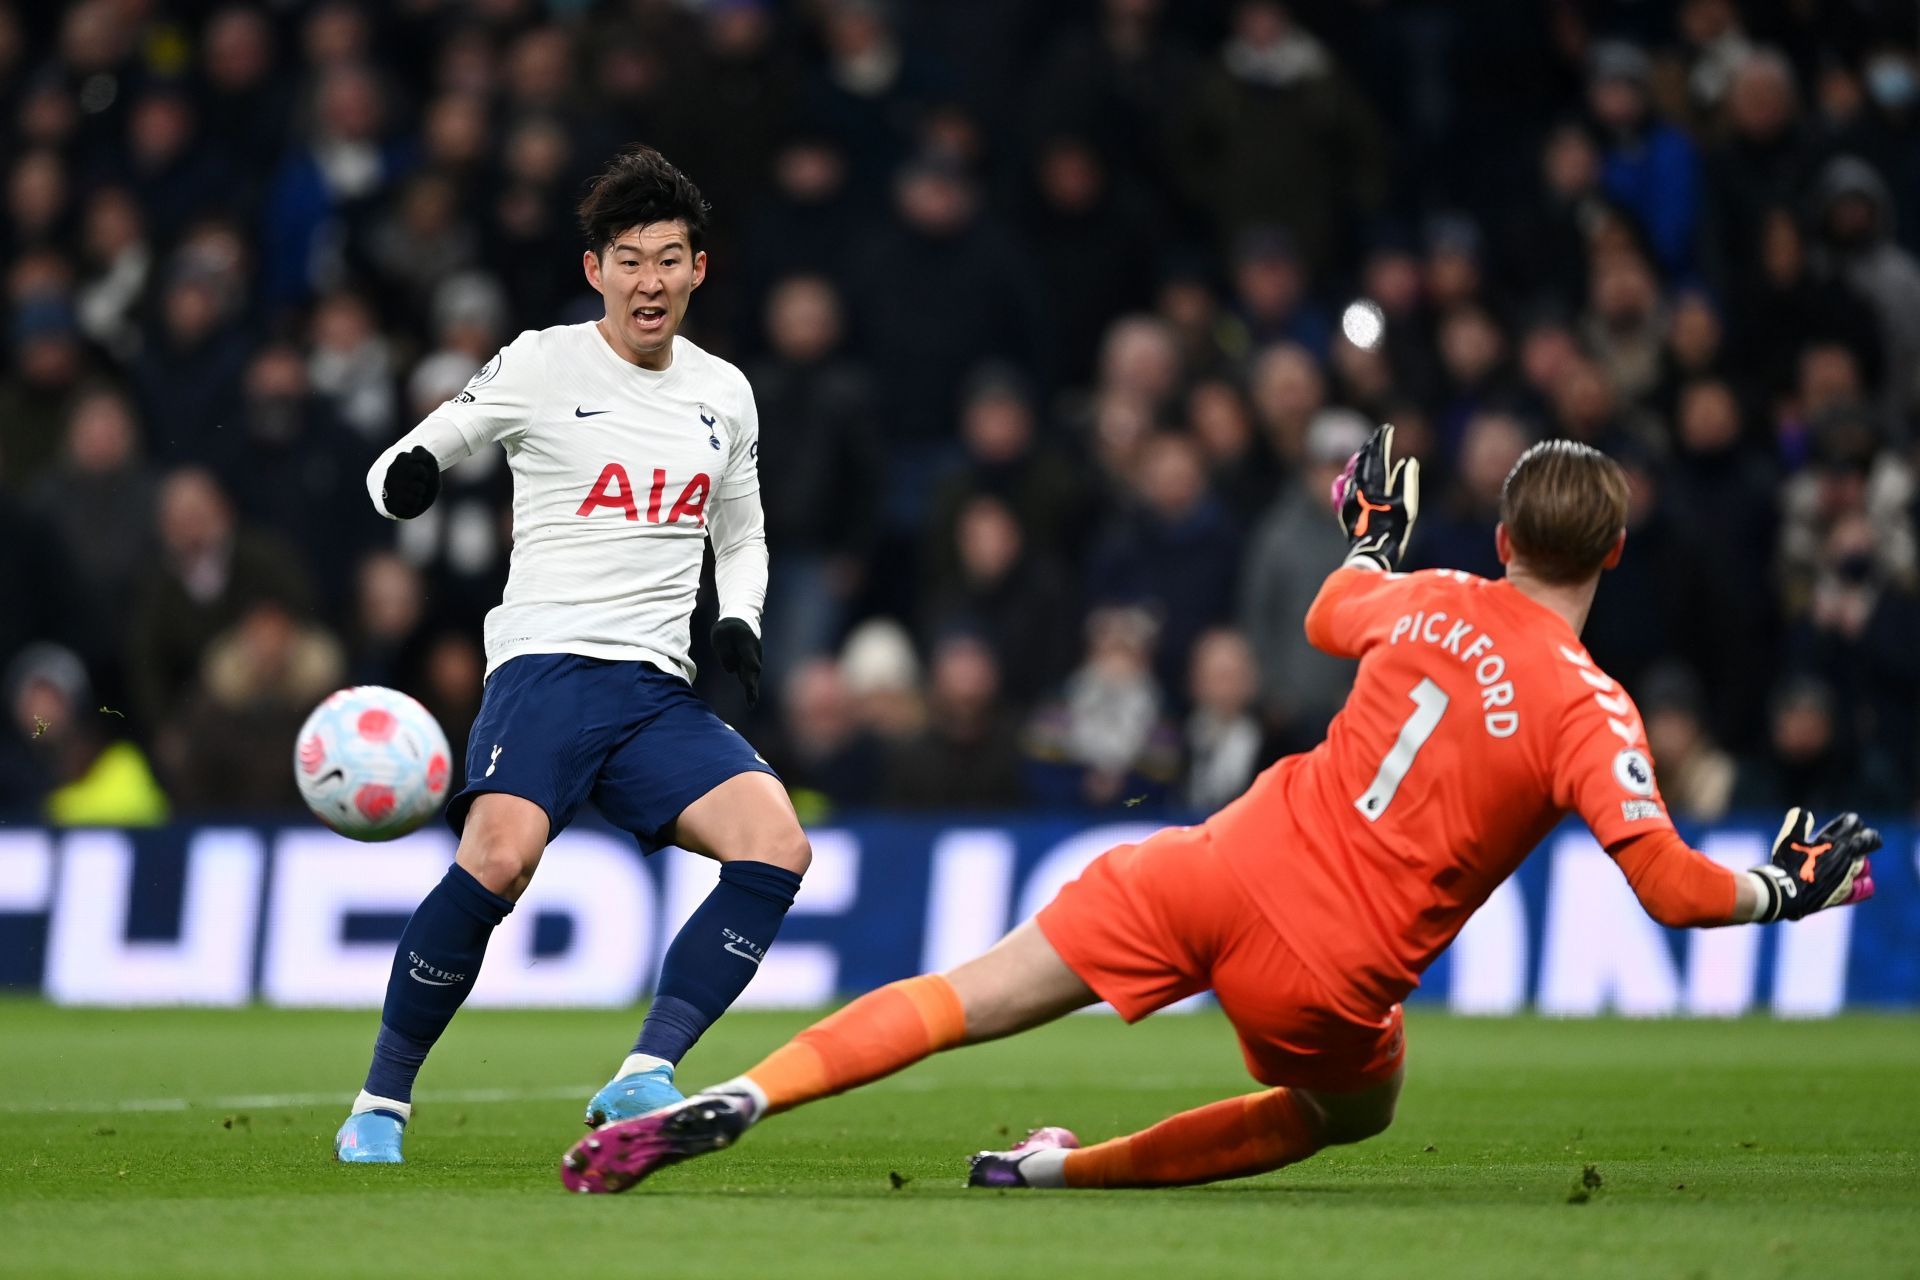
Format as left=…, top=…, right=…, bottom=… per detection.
left=574, top=407, right=610, bottom=417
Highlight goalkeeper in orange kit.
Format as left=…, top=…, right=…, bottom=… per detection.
left=558, top=429, right=1879, bottom=1194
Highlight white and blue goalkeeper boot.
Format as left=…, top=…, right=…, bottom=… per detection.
left=335, top=1092, right=409, bottom=1164
left=585, top=1055, right=684, bottom=1127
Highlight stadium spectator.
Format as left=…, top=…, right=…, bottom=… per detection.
left=922, top=493, right=1076, bottom=708
left=1026, top=133, right=1157, bottom=385
left=167, top=599, right=344, bottom=812
left=125, top=467, right=315, bottom=736
left=882, top=632, right=1026, bottom=810
left=1786, top=509, right=1920, bottom=788
left=307, top=289, right=397, bottom=442
left=1581, top=248, right=1667, bottom=409
left=762, top=656, right=884, bottom=822
left=0, top=289, right=88, bottom=494
left=927, top=362, right=1092, bottom=567
left=806, top=0, right=954, bottom=198
left=1809, top=155, right=1920, bottom=431
left=1, top=641, right=167, bottom=826
left=26, top=387, right=157, bottom=663
left=1245, top=341, right=1324, bottom=472
left=739, top=134, right=865, bottom=344
left=1662, top=377, right=1781, bottom=741
left=1730, top=675, right=1904, bottom=814
left=1169, top=0, right=1386, bottom=274
left=1699, top=49, right=1812, bottom=299
left=1410, top=409, right=1532, bottom=581
left=1639, top=663, right=1737, bottom=822
left=1239, top=408, right=1368, bottom=753
left=839, top=618, right=926, bottom=746
left=851, top=150, right=1044, bottom=464
left=123, top=86, right=233, bottom=250
left=73, top=186, right=150, bottom=360
left=218, top=344, right=377, bottom=608
left=1182, top=626, right=1264, bottom=812
left=1092, top=313, right=1183, bottom=423
left=1228, top=225, right=1329, bottom=359
left=346, top=551, right=427, bottom=691
left=1025, top=604, right=1180, bottom=808
left=749, top=274, right=884, bottom=682
left=1586, top=40, right=1702, bottom=278
left=1502, top=122, right=1606, bottom=317
left=261, top=61, right=411, bottom=308
left=1085, top=431, right=1238, bottom=688
left=1185, top=376, right=1273, bottom=527
left=1750, top=211, right=1883, bottom=415
left=133, top=227, right=253, bottom=459
left=196, top=5, right=292, bottom=210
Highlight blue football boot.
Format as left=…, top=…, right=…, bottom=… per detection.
left=335, top=1098, right=408, bottom=1164
left=585, top=1061, right=684, bottom=1128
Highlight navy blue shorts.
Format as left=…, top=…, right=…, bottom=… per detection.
left=446, top=654, right=777, bottom=853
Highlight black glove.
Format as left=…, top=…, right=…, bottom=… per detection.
left=711, top=617, right=762, bottom=707
left=1750, top=807, right=1879, bottom=923
left=381, top=445, right=441, bottom=519
left=1330, top=423, right=1421, bottom=570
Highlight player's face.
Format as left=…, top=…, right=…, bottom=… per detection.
left=584, top=221, right=707, bottom=370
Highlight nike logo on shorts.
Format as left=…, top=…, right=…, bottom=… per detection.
left=575, top=407, right=610, bottom=417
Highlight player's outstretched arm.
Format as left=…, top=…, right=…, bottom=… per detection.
left=1610, top=810, right=1877, bottom=927
left=1331, top=423, right=1421, bottom=571
left=365, top=417, right=472, bottom=520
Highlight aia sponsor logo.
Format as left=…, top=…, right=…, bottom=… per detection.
left=576, top=464, right=711, bottom=525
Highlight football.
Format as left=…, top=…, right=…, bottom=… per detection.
left=293, top=686, right=453, bottom=841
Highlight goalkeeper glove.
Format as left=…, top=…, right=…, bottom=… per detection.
left=711, top=617, right=763, bottom=707
left=1749, top=807, right=1879, bottom=923
left=381, top=446, right=441, bottom=519
left=1330, top=423, right=1420, bottom=570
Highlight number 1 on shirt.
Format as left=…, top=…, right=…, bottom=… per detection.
left=1355, top=677, right=1450, bottom=821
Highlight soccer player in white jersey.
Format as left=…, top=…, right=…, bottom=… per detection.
left=334, top=146, right=810, bottom=1164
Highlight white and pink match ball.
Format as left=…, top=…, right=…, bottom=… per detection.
left=293, top=686, right=452, bottom=841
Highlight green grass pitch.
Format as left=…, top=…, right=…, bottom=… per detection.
left=1, top=1003, right=1915, bottom=1280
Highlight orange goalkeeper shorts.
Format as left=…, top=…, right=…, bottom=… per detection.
left=1035, top=824, right=1405, bottom=1093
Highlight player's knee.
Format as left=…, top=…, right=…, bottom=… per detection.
left=723, top=821, right=810, bottom=876
left=1300, top=1088, right=1397, bottom=1146
left=455, top=823, right=544, bottom=900
left=760, top=826, right=810, bottom=876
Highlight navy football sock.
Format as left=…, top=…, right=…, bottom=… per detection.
left=633, top=860, right=803, bottom=1064
left=363, top=865, right=514, bottom=1103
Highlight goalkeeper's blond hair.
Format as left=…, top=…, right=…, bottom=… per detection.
left=1498, top=440, right=1629, bottom=584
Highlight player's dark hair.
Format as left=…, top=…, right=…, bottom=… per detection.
left=578, top=144, right=711, bottom=257
left=1499, top=440, right=1629, bottom=583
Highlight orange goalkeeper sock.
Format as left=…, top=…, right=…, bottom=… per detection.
left=739, top=974, right=967, bottom=1115
left=1060, top=1088, right=1321, bottom=1188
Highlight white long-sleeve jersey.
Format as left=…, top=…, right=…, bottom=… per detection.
left=367, top=323, right=768, bottom=683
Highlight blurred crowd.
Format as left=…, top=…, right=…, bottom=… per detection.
left=3, top=0, right=1919, bottom=826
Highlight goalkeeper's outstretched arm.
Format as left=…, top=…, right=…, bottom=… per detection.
left=1610, top=808, right=1878, bottom=927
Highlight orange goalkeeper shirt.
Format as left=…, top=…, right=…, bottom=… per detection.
left=1206, top=565, right=1735, bottom=1019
